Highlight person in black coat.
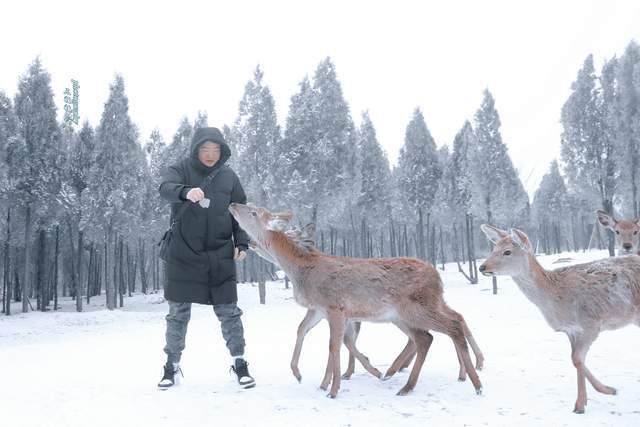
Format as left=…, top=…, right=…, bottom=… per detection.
left=157, top=126, right=255, bottom=390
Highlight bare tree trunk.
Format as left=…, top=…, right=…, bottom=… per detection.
left=4, top=207, right=10, bottom=315
left=119, top=238, right=124, bottom=307
left=258, top=258, right=266, bottom=305
left=53, top=225, right=58, bottom=311
left=139, top=238, right=148, bottom=294
left=76, top=230, right=83, bottom=312
left=22, top=203, right=32, bottom=313
left=105, top=238, right=112, bottom=309
left=86, top=243, right=94, bottom=304
left=36, top=229, right=45, bottom=311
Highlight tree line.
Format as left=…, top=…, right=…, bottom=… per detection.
left=1, top=41, right=639, bottom=312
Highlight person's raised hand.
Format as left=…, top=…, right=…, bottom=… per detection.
left=186, top=187, right=205, bottom=203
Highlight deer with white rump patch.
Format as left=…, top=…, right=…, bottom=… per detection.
left=479, top=224, right=640, bottom=413
left=229, top=202, right=483, bottom=398
left=596, top=209, right=640, bottom=255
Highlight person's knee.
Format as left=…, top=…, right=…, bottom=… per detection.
left=167, top=302, right=191, bottom=322
left=214, top=302, right=243, bottom=320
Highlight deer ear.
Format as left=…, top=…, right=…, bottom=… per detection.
left=273, top=211, right=294, bottom=222
left=302, top=223, right=315, bottom=237
left=480, top=224, right=508, bottom=244
left=267, top=218, right=289, bottom=232
left=510, top=228, right=533, bottom=253
left=267, top=211, right=293, bottom=231
left=596, top=210, right=616, bottom=228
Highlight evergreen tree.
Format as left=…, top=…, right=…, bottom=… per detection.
left=231, top=66, right=281, bottom=207
left=397, top=107, right=442, bottom=215
left=13, top=57, right=63, bottom=312
left=532, top=160, right=569, bottom=253
left=561, top=56, right=617, bottom=217
left=356, top=111, right=391, bottom=222
left=616, top=42, right=640, bottom=216
left=470, top=89, right=527, bottom=226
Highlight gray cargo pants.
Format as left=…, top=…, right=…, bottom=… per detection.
left=163, top=300, right=246, bottom=364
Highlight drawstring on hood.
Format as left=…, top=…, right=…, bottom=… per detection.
left=190, top=127, right=231, bottom=174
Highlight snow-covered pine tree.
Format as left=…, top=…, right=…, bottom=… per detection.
left=356, top=111, right=391, bottom=223
left=561, top=55, right=617, bottom=256
left=280, top=76, right=315, bottom=218
left=615, top=42, right=640, bottom=216
left=470, top=89, right=527, bottom=228
left=163, top=116, right=193, bottom=170
left=13, top=57, right=63, bottom=312
left=231, top=65, right=281, bottom=208
left=532, top=160, right=569, bottom=254
left=309, top=58, right=358, bottom=227
left=87, top=74, right=144, bottom=309
left=397, top=107, right=442, bottom=259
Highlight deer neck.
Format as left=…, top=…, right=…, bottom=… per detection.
left=261, top=230, right=314, bottom=277
left=510, top=253, right=555, bottom=305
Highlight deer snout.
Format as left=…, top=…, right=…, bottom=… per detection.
left=479, top=264, right=492, bottom=276
left=623, top=243, right=633, bottom=251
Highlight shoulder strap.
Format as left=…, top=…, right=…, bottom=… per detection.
left=170, top=165, right=227, bottom=226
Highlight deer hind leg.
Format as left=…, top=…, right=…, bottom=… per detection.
left=342, top=321, right=360, bottom=380
left=291, top=309, right=323, bottom=382
left=341, top=321, right=382, bottom=379
left=435, top=308, right=482, bottom=394
left=462, top=318, right=484, bottom=371
left=396, top=328, right=433, bottom=396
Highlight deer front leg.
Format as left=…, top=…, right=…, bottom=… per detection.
left=342, top=322, right=382, bottom=379
left=291, top=309, right=323, bottom=382
left=569, top=332, right=614, bottom=413
left=383, top=337, right=415, bottom=380
left=342, top=321, right=361, bottom=379
left=397, top=329, right=433, bottom=396
left=584, top=367, right=617, bottom=395
left=325, top=311, right=347, bottom=398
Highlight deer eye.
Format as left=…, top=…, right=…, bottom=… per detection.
left=250, top=211, right=257, bottom=217
left=503, top=250, right=512, bottom=256
left=616, top=230, right=620, bottom=235
left=634, top=231, right=638, bottom=235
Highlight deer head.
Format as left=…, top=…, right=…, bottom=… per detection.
left=596, top=210, right=640, bottom=255
left=229, top=203, right=294, bottom=245
left=479, top=224, right=534, bottom=277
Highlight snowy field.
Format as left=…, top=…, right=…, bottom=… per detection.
left=2, top=249, right=640, bottom=427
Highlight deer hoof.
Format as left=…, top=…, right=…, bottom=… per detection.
left=326, top=392, right=337, bottom=399
left=458, top=376, right=467, bottom=382
left=341, top=373, right=352, bottom=380
left=476, top=387, right=483, bottom=396
left=396, top=387, right=411, bottom=396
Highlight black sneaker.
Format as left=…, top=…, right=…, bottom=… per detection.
left=158, top=362, right=183, bottom=390
left=231, top=358, right=255, bottom=389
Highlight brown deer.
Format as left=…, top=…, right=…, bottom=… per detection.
left=250, top=223, right=484, bottom=383
left=479, top=224, right=640, bottom=413
left=596, top=209, right=640, bottom=255
left=229, top=202, right=483, bottom=398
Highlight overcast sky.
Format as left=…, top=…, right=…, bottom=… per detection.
left=3, top=0, right=640, bottom=198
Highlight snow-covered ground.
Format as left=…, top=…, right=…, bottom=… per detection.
left=2, top=250, right=640, bottom=427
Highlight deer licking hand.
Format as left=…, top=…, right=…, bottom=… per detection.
left=229, top=202, right=483, bottom=398
left=479, top=224, right=640, bottom=414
